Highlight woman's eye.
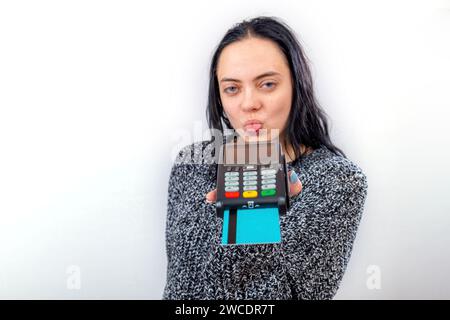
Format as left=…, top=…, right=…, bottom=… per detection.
left=224, top=86, right=238, bottom=94
left=262, top=82, right=276, bottom=89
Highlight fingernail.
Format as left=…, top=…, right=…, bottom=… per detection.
left=290, top=170, right=299, bottom=183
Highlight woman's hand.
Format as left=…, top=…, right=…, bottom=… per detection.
left=205, top=170, right=302, bottom=203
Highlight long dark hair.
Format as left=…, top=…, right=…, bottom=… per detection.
left=206, top=16, right=346, bottom=162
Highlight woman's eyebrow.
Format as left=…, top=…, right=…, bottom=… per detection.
left=220, top=71, right=281, bottom=83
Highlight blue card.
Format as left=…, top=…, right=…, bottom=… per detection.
left=221, top=206, right=281, bottom=245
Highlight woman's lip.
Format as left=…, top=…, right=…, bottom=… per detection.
left=244, top=123, right=262, bottom=132
left=243, top=120, right=263, bottom=132
left=243, top=124, right=263, bottom=136
left=244, top=119, right=263, bottom=126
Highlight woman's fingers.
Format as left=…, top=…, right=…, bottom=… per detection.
left=205, top=188, right=217, bottom=203
left=288, top=170, right=303, bottom=197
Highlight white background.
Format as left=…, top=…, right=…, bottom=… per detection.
left=0, top=0, right=449, bottom=299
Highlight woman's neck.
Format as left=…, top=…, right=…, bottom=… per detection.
left=282, top=140, right=312, bottom=163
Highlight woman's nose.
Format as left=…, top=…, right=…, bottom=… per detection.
left=240, top=88, right=261, bottom=111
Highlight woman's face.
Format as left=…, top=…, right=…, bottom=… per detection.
left=216, top=37, right=293, bottom=142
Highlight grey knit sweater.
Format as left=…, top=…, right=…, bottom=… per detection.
left=163, top=140, right=368, bottom=300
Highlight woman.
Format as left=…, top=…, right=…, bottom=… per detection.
left=163, top=16, right=368, bottom=300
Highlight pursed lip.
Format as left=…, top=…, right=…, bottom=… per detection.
left=243, top=119, right=263, bottom=134
left=243, top=119, right=263, bottom=127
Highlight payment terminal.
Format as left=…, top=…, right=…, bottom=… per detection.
left=216, top=135, right=290, bottom=245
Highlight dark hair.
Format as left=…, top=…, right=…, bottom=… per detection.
left=206, top=16, right=346, bottom=163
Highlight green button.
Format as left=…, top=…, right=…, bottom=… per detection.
left=261, top=189, right=276, bottom=197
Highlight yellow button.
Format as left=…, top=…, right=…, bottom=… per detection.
left=243, top=190, right=258, bottom=198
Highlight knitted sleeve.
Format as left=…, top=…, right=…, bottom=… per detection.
left=282, top=159, right=368, bottom=299
left=163, top=145, right=192, bottom=295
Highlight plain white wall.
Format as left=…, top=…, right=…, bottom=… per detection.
left=0, top=0, right=449, bottom=299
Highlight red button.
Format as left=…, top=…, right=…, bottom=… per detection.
left=225, top=192, right=239, bottom=198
